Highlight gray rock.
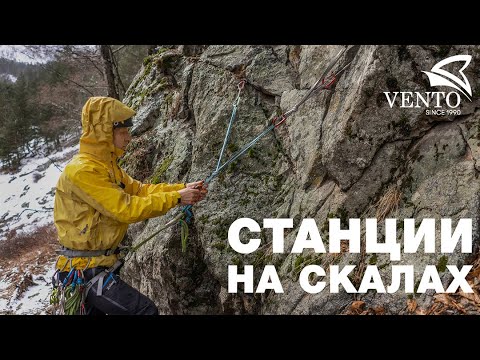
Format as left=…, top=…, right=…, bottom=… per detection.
left=120, top=45, right=480, bottom=314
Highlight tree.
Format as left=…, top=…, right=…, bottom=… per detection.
left=100, top=45, right=119, bottom=99
left=0, top=45, right=154, bottom=170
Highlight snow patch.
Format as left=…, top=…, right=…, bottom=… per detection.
left=0, top=73, right=17, bottom=83
left=0, top=262, right=56, bottom=315
left=0, top=143, right=79, bottom=239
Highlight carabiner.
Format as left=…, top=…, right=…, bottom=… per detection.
left=321, top=73, right=336, bottom=89
left=272, top=114, right=287, bottom=128
left=238, top=79, right=246, bottom=91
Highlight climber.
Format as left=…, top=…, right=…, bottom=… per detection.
left=52, top=96, right=207, bottom=315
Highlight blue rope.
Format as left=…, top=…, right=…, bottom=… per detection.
left=183, top=205, right=193, bottom=223
left=179, top=50, right=350, bottom=223
left=216, top=103, right=239, bottom=172
left=182, top=81, right=246, bottom=223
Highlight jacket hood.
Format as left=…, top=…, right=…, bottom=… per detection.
left=79, top=97, right=136, bottom=162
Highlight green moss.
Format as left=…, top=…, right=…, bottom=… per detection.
left=165, top=92, right=174, bottom=108
left=337, top=207, right=349, bottom=228
left=231, top=255, right=243, bottom=267
left=227, top=143, right=239, bottom=153
left=291, top=253, right=323, bottom=280
left=155, top=47, right=168, bottom=55
left=157, top=53, right=179, bottom=70
left=151, top=155, right=174, bottom=184
left=227, top=161, right=237, bottom=174
left=245, top=188, right=258, bottom=197
left=143, top=55, right=153, bottom=66
left=253, top=249, right=273, bottom=267
left=212, top=242, right=226, bottom=251
left=133, top=75, right=171, bottom=110
left=248, top=148, right=259, bottom=159
left=320, top=211, right=336, bottom=242
left=198, top=214, right=209, bottom=224
left=214, top=223, right=229, bottom=240
left=269, top=174, right=284, bottom=191
left=239, top=198, right=250, bottom=206
left=294, top=255, right=304, bottom=270
left=321, top=212, right=335, bottom=230
left=369, top=254, right=378, bottom=265
left=345, top=123, right=354, bottom=138
left=436, top=255, right=448, bottom=273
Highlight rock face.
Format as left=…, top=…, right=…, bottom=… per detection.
left=121, top=45, right=480, bottom=314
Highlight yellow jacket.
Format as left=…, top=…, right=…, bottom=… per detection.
left=54, top=97, right=185, bottom=271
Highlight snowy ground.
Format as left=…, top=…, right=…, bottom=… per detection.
left=0, top=142, right=78, bottom=239
left=0, top=262, right=56, bottom=314
left=0, top=140, right=78, bottom=314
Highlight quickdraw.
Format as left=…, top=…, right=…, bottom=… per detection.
left=50, top=259, right=89, bottom=315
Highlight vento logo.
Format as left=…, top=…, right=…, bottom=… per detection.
left=384, top=55, right=473, bottom=116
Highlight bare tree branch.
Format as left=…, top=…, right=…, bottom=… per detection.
left=100, top=45, right=119, bottom=99
left=111, top=49, right=126, bottom=96
left=112, top=45, right=127, bottom=54
left=16, top=46, right=96, bottom=96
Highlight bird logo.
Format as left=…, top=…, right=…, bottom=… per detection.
left=422, top=55, right=473, bottom=101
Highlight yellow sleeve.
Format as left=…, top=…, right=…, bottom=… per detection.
left=66, top=165, right=181, bottom=224
left=120, top=167, right=185, bottom=197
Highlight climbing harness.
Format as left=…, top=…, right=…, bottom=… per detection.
left=130, top=46, right=352, bottom=254
left=50, top=255, right=124, bottom=315
left=55, top=247, right=121, bottom=257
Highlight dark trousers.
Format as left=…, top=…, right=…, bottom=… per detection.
left=57, top=267, right=158, bottom=315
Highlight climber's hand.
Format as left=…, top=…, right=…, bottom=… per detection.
left=178, top=188, right=203, bottom=205
left=186, top=180, right=208, bottom=202
left=186, top=180, right=208, bottom=190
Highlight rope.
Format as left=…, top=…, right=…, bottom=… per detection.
left=50, top=269, right=86, bottom=315
left=123, top=46, right=352, bottom=255
left=204, top=47, right=352, bottom=184
left=215, top=80, right=246, bottom=171
left=180, top=219, right=189, bottom=253
left=127, top=212, right=186, bottom=253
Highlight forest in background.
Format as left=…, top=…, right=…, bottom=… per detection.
left=0, top=45, right=155, bottom=171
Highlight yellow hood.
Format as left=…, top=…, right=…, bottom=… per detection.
left=54, top=96, right=185, bottom=271
left=80, top=97, right=136, bottom=161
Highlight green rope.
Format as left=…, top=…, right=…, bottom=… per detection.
left=127, top=212, right=186, bottom=254
left=63, top=286, right=82, bottom=315
left=180, top=219, right=189, bottom=253
left=50, top=287, right=59, bottom=306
